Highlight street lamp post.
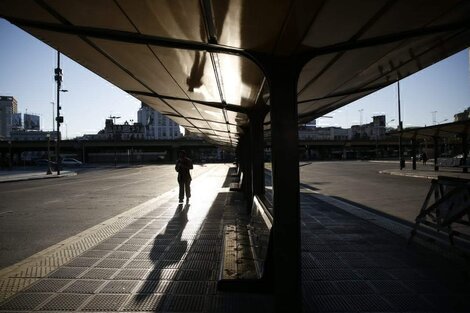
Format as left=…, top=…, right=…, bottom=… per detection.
left=397, top=79, right=404, bottom=170
left=46, top=134, right=52, bottom=175
left=55, top=51, right=63, bottom=175
left=109, top=116, right=121, bottom=167
left=54, top=51, right=69, bottom=175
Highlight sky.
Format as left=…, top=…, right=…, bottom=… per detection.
left=0, top=19, right=469, bottom=138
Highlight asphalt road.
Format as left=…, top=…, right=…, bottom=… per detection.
left=0, top=164, right=214, bottom=270
left=299, top=161, right=430, bottom=223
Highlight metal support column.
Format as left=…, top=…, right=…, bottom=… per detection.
left=433, top=136, right=439, bottom=171
left=267, top=57, right=301, bottom=313
left=411, top=138, right=417, bottom=170
left=462, top=133, right=468, bottom=173
left=250, top=109, right=266, bottom=198
left=242, top=132, right=253, bottom=207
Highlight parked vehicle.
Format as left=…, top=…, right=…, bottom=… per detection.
left=61, top=158, right=83, bottom=167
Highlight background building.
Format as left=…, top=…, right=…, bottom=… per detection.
left=454, top=107, right=470, bottom=121
left=97, top=119, right=144, bottom=141
left=0, top=96, right=18, bottom=138
left=23, top=113, right=40, bottom=130
left=350, top=115, right=386, bottom=140
left=138, top=102, right=182, bottom=140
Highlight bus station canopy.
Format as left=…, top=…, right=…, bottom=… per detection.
left=396, top=120, right=470, bottom=140
left=1, top=0, right=470, bottom=148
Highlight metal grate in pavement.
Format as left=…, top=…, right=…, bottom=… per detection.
left=185, top=252, right=218, bottom=261
left=62, top=280, right=104, bottom=294
left=100, top=280, right=139, bottom=294
left=354, top=269, right=395, bottom=280
left=137, top=280, right=171, bottom=294
left=342, top=258, right=378, bottom=268
left=114, top=269, right=150, bottom=280
left=23, top=279, right=71, bottom=293
left=177, top=269, right=214, bottom=281
left=345, top=294, right=393, bottom=312
left=369, top=280, right=412, bottom=294
left=171, top=281, right=208, bottom=295
left=145, top=245, right=168, bottom=252
left=158, top=260, right=184, bottom=269
left=79, top=250, right=109, bottom=258
left=48, top=267, right=87, bottom=279
left=209, top=294, right=273, bottom=313
left=100, top=237, right=128, bottom=245
left=108, top=251, right=136, bottom=259
left=312, top=258, right=349, bottom=269
left=135, top=251, right=164, bottom=260
left=146, top=268, right=178, bottom=281
left=112, top=231, right=135, bottom=238
left=308, top=295, right=353, bottom=312
left=82, top=294, right=129, bottom=311
left=384, top=294, right=433, bottom=311
left=94, top=258, right=128, bottom=268
left=302, top=269, right=359, bottom=281
left=80, top=268, right=117, bottom=279
left=387, top=268, right=428, bottom=280
left=126, top=238, right=151, bottom=245
left=117, top=244, right=143, bottom=252
left=39, top=293, right=90, bottom=311
left=92, top=243, right=120, bottom=251
left=334, top=280, right=375, bottom=295
left=65, top=257, right=101, bottom=268
left=133, top=232, right=158, bottom=239
left=0, top=293, right=52, bottom=311
left=123, top=294, right=166, bottom=311
left=181, top=260, right=216, bottom=270
left=165, top=295, right=205, bottom=312
left=160, top=252, right=187, bottom=261
left=125, top=260, right=156, bottom=269
left=198, top=233, right=220, bottom=240
left=303, top=281, right=338, bottom=295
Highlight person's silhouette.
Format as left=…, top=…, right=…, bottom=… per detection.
left=175, top=150, right=193, bottom=203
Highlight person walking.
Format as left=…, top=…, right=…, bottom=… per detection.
left=175, top=150, right=193, bottom=203
left=422, top=151, right=428, bottom=165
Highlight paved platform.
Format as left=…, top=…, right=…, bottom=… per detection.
left=0, top=164, right=469, bottom=312
left=379, top=166, right=469, bottom=180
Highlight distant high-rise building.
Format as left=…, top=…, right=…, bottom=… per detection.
left=0, top=96, right=18, bottom=138
left=24, top=113, right=40, bottom=130
left=138, top=102, right=182, bottom=139
left=12, top=113, right=22, bottom=130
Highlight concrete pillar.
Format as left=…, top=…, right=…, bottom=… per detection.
left=267, top=57, right=301, bottom=313
left=411, top=138, right=417, bottom=170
